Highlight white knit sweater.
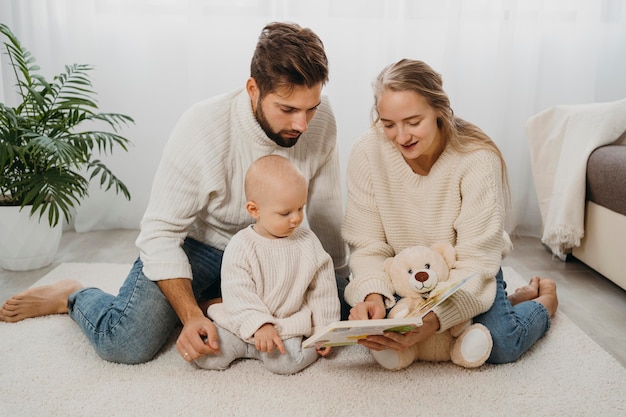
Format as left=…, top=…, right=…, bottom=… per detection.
left=136, top=89, right=348, bottom=281
left=207, top=225, right=341, bottom=342
left=342, top=126, right=506, bottom=332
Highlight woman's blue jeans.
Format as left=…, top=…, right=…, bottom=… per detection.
left=67, top=237, right=349, bottom=364
left=473, top=268, right=551, bottom=364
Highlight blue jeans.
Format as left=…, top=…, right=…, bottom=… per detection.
left=67, top=238, right=349, bottom=364
left=473, top=268, right=551, bottom=364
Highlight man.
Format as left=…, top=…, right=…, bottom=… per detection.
left=0, top=22, right=349, bottom=365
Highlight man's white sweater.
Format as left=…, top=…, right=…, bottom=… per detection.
left=136, top=89, right=347, bottom=281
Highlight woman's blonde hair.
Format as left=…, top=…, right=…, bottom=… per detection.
left=372, top=59, right=511, bottom=205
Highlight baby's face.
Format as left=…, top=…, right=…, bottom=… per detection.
left=253, top=185, right=307, bottom=239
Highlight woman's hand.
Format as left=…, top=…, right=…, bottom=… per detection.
left=348, top=293, right=387, bottom=320
left=358, top=311, right=441, bottom=351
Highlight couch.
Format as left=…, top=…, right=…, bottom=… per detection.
left=572, top=132, right=626, bottom=291
left=527, top=99, right=626, bottom=261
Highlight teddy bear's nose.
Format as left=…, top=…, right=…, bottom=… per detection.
left=414, top=271, right=429, bottom=282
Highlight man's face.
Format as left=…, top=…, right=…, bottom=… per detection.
left=247, top=79, right=323, bottom=148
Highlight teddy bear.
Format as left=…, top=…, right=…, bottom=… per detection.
left=370, top=242, right=493, bottom=371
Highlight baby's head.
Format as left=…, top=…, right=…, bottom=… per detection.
left=245, top=155, right=307, bottom=239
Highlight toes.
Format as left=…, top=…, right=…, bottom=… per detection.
left=538, top=278, right=557, bottom=293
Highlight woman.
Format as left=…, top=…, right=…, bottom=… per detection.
left=343, top=59, right=557, bottom=364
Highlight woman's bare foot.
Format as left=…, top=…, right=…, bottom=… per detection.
left=508, top=276, right=540, bottom=306
left=534, top=278, right=558, bottom=317
left=0, top=280, right=83, bottom=323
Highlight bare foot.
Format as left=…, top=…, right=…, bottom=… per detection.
left=534, top=278, right=558, bottom=317
left=0, top=280, right=83, bottom=323
left=508, top=276, right=540, bottom=306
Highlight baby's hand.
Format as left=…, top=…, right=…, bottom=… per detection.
left=316, top=346, right=332, bottom=357
left=254, top=323, right=286, bottom=354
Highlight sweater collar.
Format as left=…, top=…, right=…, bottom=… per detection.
left=236, top=89, right=281, bottom=148
left=244, top=224, right=305, bottom=246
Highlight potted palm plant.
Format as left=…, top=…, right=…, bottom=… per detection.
left=0, top=23, right=134, bottom=270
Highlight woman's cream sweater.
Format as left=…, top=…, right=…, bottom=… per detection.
left=342, top=125, right=507, bottom=332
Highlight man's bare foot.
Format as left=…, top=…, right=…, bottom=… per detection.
left=535, top=278, right=558, bottom=317
left=508, top=276, right=540, bottom=306
left=0, top=280, right=83, bottom=323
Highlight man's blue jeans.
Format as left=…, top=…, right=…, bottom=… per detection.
left=474, top=268, right=551, bottom=364
left=67, top=237, right=350, bottom=364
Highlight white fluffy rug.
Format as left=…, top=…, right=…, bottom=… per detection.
left=1, top=264, right=625, bottom=417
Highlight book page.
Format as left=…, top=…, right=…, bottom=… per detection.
left=302, top=316, right=423, bottom=349
left=303, top=272, right=479, bottom=349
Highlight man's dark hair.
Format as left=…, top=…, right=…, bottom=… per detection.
left=250, top=22, right=329, bottom=98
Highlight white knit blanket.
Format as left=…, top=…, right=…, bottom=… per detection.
left=527, top=98, right=626, bottom=260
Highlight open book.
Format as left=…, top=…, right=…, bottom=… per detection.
left=303, top=272, right=478, bottom=349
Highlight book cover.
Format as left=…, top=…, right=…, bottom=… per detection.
left=302, top=272, right=478, bottom=349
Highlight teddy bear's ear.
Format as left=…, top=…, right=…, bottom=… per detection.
left=383, top=257, right=394, bottom=275
left=430, top=242, right=456, bottom=269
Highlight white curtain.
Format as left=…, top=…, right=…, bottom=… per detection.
left=2, top=0, right=625, bottom=236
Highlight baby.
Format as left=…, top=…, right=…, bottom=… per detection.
left=195, top=154, right=340, bottom=374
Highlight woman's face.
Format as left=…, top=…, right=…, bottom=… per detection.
left=377, top=89, right=442, bottom=171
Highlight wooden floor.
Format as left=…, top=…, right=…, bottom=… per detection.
left=1, top=229, right=625, bottom=368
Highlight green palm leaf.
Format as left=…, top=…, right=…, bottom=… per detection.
left=1, top=23, right=135, bottom=227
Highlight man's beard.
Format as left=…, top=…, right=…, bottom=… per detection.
left=255, top=101, right=301, bottom=148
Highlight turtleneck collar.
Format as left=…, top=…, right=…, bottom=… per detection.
left=236, top=90, right=280, bottom=149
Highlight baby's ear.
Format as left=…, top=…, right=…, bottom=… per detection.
left=430, top=242, right=456, bottom=269
left=245, top=200, right=260, bottom=219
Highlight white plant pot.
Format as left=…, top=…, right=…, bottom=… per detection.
left=0, top=206, right=63, bottom=271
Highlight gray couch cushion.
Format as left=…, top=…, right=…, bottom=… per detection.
left=586, top=145, right=626, bottom=216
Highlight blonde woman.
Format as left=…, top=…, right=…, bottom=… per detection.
left=343, top=59, right=557, bottom=364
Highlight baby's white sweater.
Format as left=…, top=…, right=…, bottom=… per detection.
left=136, top=89, right=347, bottom=281
left=342, top=126, right=506, bottom=332
left=208, top=225, right=341, bottom=342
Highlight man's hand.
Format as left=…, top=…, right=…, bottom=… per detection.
left=156, top=278, right=220, bottom=362
left=176, top=314, right=221, bottom=361
left=254, top=323, right=286, bottom=354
